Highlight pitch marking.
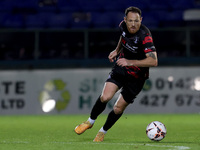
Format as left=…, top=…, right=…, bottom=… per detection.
left=52, top=142, right=190, bottom=150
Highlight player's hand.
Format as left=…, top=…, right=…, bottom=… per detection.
left=108, top=50, right=117, bottom=62
left=116, top=58, right=133, bottom=67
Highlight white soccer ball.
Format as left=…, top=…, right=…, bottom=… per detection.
left=146, top=121, right=167, bottom=141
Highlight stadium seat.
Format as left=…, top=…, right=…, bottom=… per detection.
left=142, top=11, right=160, bottom=28
left=10, top=0, right=37, bottom=14
left=70, top=19, right=91, bottom=29
left=146, top=10, right=185, bottom=28
left=123, top=0, right=149, bottom=11
left=12, top=0, right=38, bottom=9
left=2, top=14, right=24, bottom=28
left=0, top=13, right=7, bottom=28
left=91, top=12, right=113, bottom=28
left=47, top=13, right=72, bottom=29
left=37, top=0, right=59, bottom=13
left=70, top=12, right=92, bottom=28
left=168, top=0, right=195, bottom=10
left=25, top=13, right=49, bottom=28
left=57, top=0, right=81, bottom=12
left=103, top=0, right=126, bottom=12
left=106, top=12, right=124, bottom=28
left=78, top=0, right=104, bottom=12
left=0, top=0, right=14, bottom=12
left=148, top=0, right=170, bottom=10
left=162, top=10, right=185, bottom=27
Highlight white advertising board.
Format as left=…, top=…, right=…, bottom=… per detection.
left=0, top=67, right=199, bottom=115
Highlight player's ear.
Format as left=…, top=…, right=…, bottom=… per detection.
left=140, top=17, right=143, bottom=22
left=124, top=17, right=126, bottom=23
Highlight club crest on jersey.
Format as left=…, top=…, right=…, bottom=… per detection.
left=122, top=31, right=126, bottom=37
left=134, top=36, right=139, bottom=44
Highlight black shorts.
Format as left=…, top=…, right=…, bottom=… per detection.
left=106, top=65, right=146, bottom=104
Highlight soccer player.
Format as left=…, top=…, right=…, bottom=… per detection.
left=75, top=6, right=158, bottom=142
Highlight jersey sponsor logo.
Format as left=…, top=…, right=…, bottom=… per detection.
left=121, top=37, right=138, bottom=53
left=143, top=36, right=153, bottom=44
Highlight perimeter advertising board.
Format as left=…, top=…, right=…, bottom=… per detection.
left=0, top=67, right=199, bottom=115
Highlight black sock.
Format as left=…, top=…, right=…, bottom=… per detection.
left=103, top=110, right=123, bottom=131
left=90, top=96, right=107, bottom=120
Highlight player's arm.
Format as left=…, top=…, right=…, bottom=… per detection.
left=133, top=51, right=158, bottom=67
left=108, top=36, right=122, bottom=62
left=116, top=51, right=158, bottom=67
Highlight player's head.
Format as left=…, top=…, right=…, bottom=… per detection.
left=124, top=6, right=142, bottom=34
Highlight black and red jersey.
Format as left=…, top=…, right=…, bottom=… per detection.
left=118, top=21, right=156, bottom=79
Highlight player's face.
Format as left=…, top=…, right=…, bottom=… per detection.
left=124, top=12, right=142, bottom=34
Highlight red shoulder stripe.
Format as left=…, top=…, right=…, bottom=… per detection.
left=142, top=36, right=153, bottom=44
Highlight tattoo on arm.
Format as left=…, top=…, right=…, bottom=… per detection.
left=147, top=52, right=156, bottom=59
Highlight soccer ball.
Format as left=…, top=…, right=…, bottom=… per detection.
left=146, top=121, right=167, bottom=141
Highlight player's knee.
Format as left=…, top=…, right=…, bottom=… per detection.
left=100, top=95, right=112, bottom=103
left=113, top=106, right=124, bottom=115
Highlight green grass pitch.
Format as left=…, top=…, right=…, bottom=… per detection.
left=0, top=114, right=199, bottom=150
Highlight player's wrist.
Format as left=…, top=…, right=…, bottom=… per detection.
left=130, top=60, right=136, bottom=66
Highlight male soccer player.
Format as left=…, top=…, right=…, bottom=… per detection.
left=75, top=6, right=158, bottom=142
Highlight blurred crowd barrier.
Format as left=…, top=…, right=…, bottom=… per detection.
left=0, top=27, right=199, bottom=69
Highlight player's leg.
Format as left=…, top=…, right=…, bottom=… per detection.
left=75, top=82, right=119, bottom=135
left=93, top=94, right=129, bottom=142
left=90, top=82, right=119, bottom=119
left=103, top=94, right=129, bottom=130
left=105, top=77, right=146, bottom=128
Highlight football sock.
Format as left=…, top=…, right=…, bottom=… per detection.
left=90, top=96, right=107, bottom=120
left=99, top=127, right=107, bottom=134
left=103, top=110, right=123, bottom=131
left=87, top=117, right=95, bottom=125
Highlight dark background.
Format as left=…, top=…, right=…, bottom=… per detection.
left=0, top=0, right=199, bottom=69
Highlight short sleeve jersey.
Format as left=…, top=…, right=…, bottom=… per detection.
left=118, top=21, right=156, bottom=79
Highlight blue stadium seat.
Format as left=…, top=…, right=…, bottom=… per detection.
left=91, top=12, right=113, bottom=28
left=123, top=0, right=149, bottom=11
left=2, top=14, right=24, bottom=28
left=148, top=0, right=170, bottom=10
left=153, top=10, right=185, bottom=27
left=38, top=5, right=58, bottom=13
left=142, top=11, right=160, bottom=28
left=47, top=13, right=72, bottom=29
left=70, top=20, right=91, bottom=29
left=78, top=0, right=104, bottom=12
left=12, top=0, right=38, bottom=9
left=0, top=13, right=7, bottom=27
left=57, top=0, right=81, bottom=12
left=168, top=0, right=195, bottom=10
left=25, top=13, right=49, bottom=28
left=0, top=0, right=14, bottom=12
left=70, top=12, right=92, bottom=28
left=103, top=0, right=126, bottom=12
left=107, top=12, right=124, bottom=28
left=70, top=19, right=91, bottom=29
left=37, top=0, right=59, bottom=13
left=147, top=10, right=168, bottom=22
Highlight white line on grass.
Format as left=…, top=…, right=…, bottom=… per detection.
left=52, top=142, right=190, bottom=150
left=0, top=141, right=191, bottom=149
left=0, top=141, right=29, bottom=144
